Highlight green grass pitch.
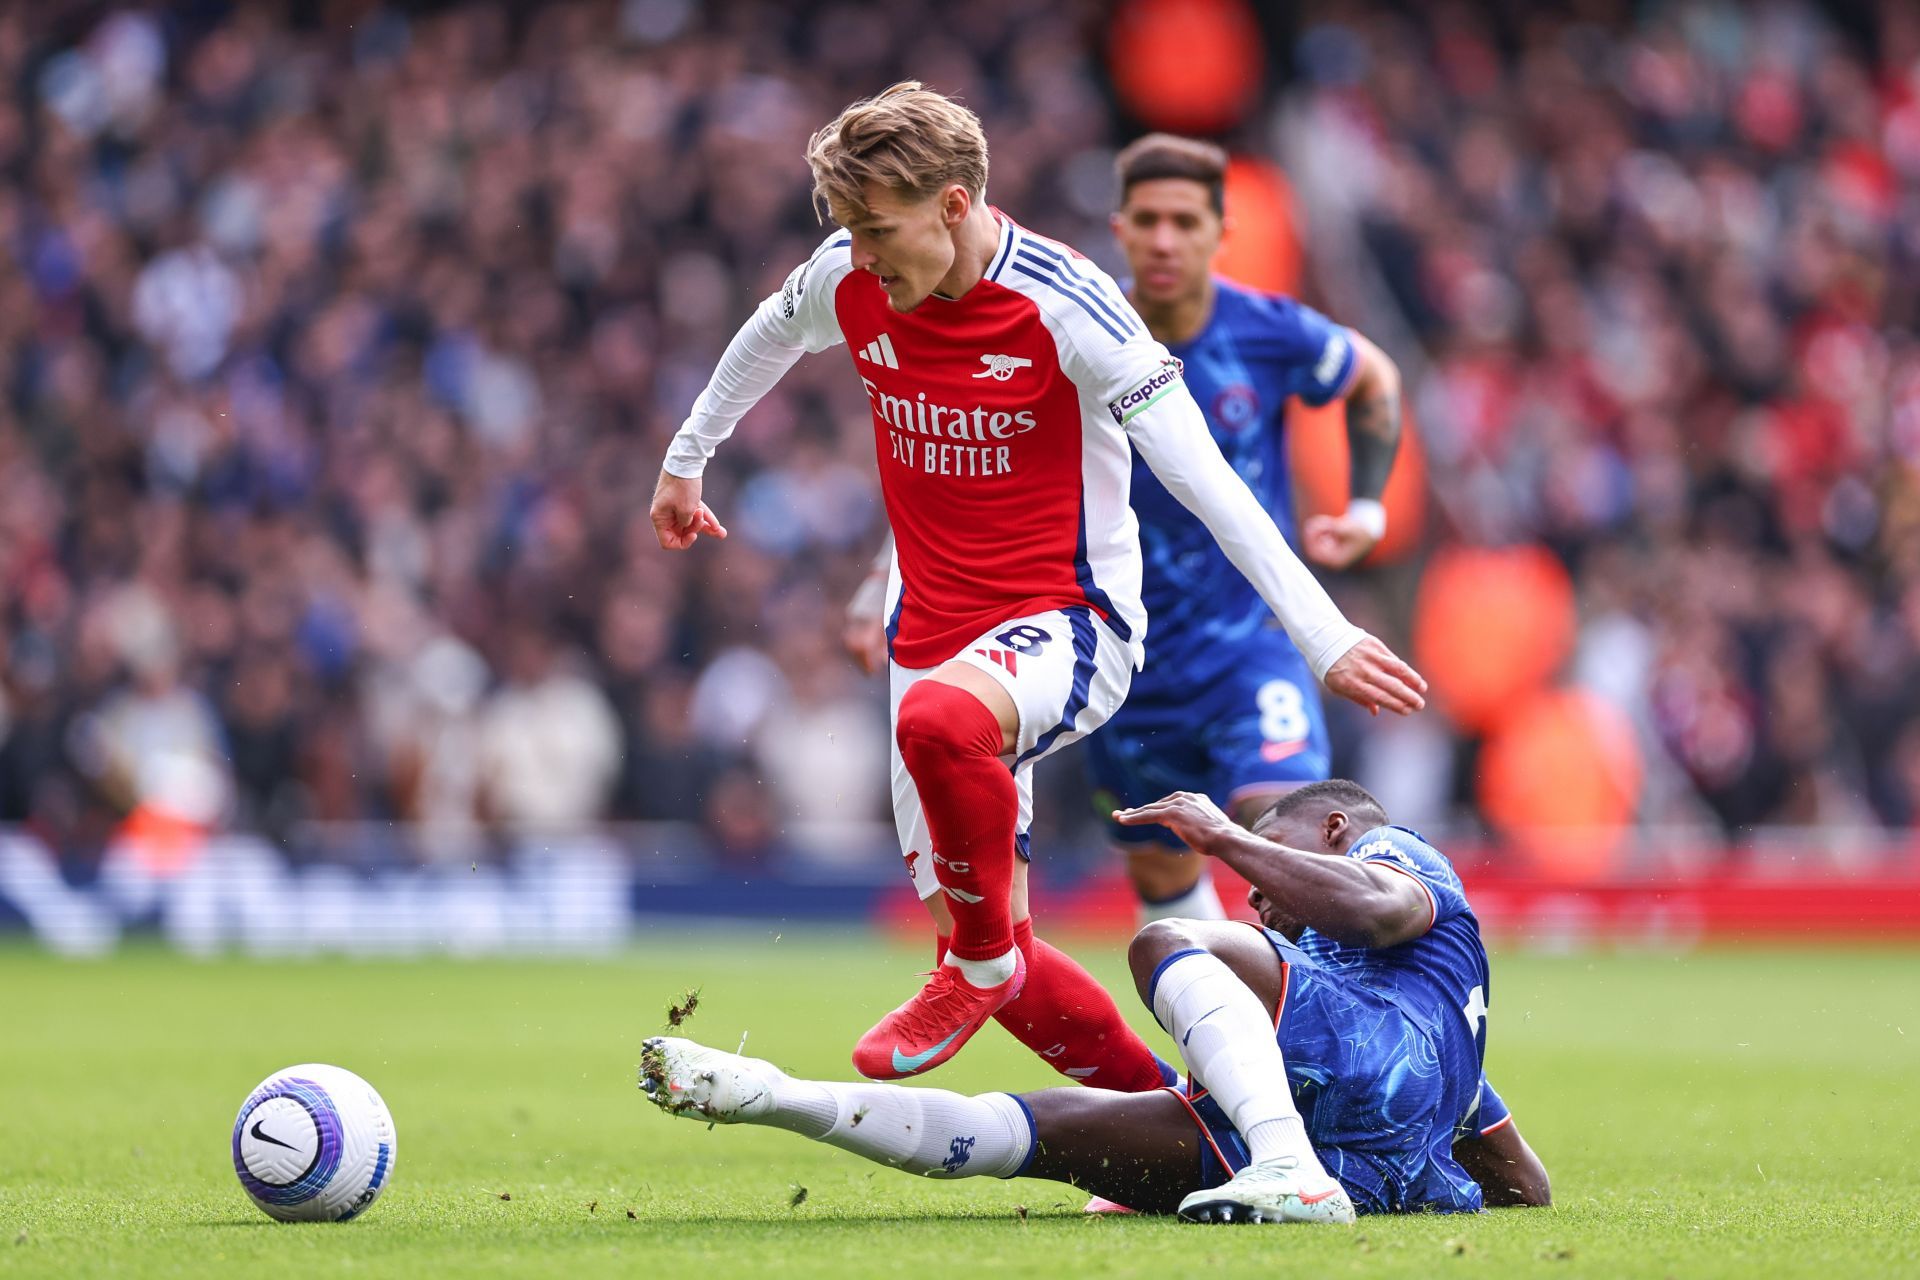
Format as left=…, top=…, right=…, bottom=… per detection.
left=2, top=935, right=1917, bottom=1278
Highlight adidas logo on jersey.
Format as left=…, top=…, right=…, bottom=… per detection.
left=859, top=333, right=900, bottom=369
left=972, top=354, right=1033, bottom=380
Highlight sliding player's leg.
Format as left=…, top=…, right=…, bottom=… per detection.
left=1127, top=918, right=1355, bottom=1223
left=642, top=1035, right=1203, bottom=1211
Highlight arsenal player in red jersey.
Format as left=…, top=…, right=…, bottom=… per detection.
left=651, top=83, right=1426, bottom=1086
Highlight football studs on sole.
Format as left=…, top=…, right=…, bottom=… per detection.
left=1180, top=1200, right=1268, bottom=1225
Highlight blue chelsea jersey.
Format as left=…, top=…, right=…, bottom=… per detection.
left=1296, top=824, right=1492, bottom=1067
left=1128, top=278, right=1358, bottom=696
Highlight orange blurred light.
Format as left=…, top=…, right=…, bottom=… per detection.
left=1477, top=687, right=1642, bottom=879
left=1413, top=544, right=1576, bottom=732
left=115, top=804, right=209, bottom=877
left=1215, top=156, right=1302, bottom=296
left=1108, top=0, right=1264, bottom=135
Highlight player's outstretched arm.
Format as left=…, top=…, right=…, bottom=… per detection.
left=1302, top=332, right=1402, bottom=571
left=1124, top=384, right=1426, bottom=714
left=652, top=302, right=805, bottom=549
left=1454, top=1117, right=1552, bottom=1208
left=1113, top=792, right=1429, bottom=947
left=655, top=240, right=848, bottom=550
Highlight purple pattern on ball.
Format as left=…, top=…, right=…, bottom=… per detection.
left=231, top=1076, right=345, bottom=1206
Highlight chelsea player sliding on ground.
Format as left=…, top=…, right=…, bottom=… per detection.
left=643, top=781, right=1550, bottom=1225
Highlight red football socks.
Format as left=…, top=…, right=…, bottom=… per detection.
left=895, top=680, right=1016, bottom=962
left=998, top=919, right=1167, bottom=1092
left=937, top=922, right=1168, bottom=1093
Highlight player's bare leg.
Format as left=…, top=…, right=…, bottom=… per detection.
left=1014, top=1085, right=1204, bottom=1211
left=1128, top=844, right=1225, bottom=923
left=1127, top=918, right=1355, bottom=1224
left=643, top=1035, right=1202, bottom=1212
left=1128, top=789, right=1296, bottom=925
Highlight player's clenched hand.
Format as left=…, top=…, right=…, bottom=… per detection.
left=1324, top=635, right=1427, bottom=716
left=842, top=569, right=889, bottom=675
left=843, top=614, right=887, bottom=674
left=1113, top=791, right=1239, bottom=857
left=1302, top=511, right=1380, bottom=570
left=651, top=471, right=728, bottom=551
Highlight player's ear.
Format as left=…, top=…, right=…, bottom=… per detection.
left=941, top=184, right=970, bottom=228
left=1324, top=810, right=1347, bottom=847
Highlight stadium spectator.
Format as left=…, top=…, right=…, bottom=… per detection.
left=0, top=0, right=1914, bottom=879
left=1287, top=0, right=1919, bottom=843
left=476, top=623, right=622, bottom=834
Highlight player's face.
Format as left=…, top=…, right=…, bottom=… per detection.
left=1249, top=808, right=1345, bottom=936
left=838, top=183, right=964, bottom=314
left=1111, top=178, right=1223, bottom=307
left=1246, top=887, right=1304, bottom=939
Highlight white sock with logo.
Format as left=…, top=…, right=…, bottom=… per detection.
left=1138, top=875, right=1227, bottom=927
left=761, top=1077, right=1032, bottom=1179
left=1149, top=950, right=1324, bottom=1173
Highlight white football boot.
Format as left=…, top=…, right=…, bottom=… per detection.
left=639, top=1036, right=782, bottom=1124
left=1177, top=1155, right=1357, bottom=1225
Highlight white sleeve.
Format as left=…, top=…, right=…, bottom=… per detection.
left=1031, top=253, right=1171, bottom=408
left=1019, top=245, right=1363, bottom=677
left=1124, top=378, right=1366, bottom=680
left=662, top=235, right=849, bottom=480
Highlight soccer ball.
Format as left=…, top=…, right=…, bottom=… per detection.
left=231, top=1063, right=398, bottom=1222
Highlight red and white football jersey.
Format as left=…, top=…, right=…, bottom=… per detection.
left=775, top=212, right=1177, bottom=669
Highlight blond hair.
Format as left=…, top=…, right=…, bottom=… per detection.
left=805, top=82, right=989, bottom=222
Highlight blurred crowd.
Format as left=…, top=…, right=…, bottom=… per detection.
left=1290, top=0, right=1920, bottom=837
left=0, top=0, right=1915, bottom=878
left=0, top=0, right=1119, bottom=869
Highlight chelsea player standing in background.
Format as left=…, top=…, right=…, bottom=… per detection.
left=1095, top=134, right=1409, bottom=924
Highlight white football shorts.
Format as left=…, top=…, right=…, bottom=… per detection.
left=888, top=605, right=1135, bottom=901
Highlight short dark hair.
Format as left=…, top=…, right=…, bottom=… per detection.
left=1114, top=133, right=1227, bottom=215
left=1254, top=780, right=1388, bottom=833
